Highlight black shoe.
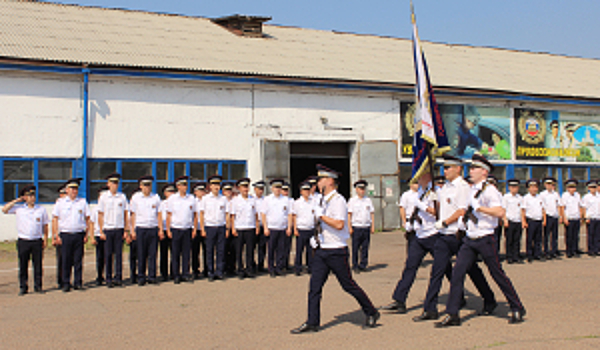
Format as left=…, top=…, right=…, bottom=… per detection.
left=545, top=254, right=553, bottom=260
left=238, top=273, right=245, bottom=280
left=380, top=301, right=406, bottom=313
left=480, top=301, right=498, bottom=316
left=138, top=280, right=146, bottom=286
left=556, top=252, right=564, bottom=257
left=509, top=309, right=526, bottom=324
left=435, top=314, right=461, bottom=328
left=174, top=277, right=181, bottom=284
left=114, top=281, right=123, bottom=287
left=352, top=267, right=360, bottom=274
left=460, top=298, right=467, bottom=309
left=567, top=253, right=573, bottom=258
left=95, top=279, right=104, bottom=286
left=359, top=266, right=368, bottom=272
left=18, top=289, right=27, bottom=296
left=131, top=278, right=137, bottom=284
left=507, top=260, right=514, bottom=264
left=246, top=272, right=256, bottom=278
left=412, top=311, right=439, bottom=322
left=527, top=257, right=533, bottom=263
left=270, top=272, right=276, bottom=278
left=147, top=279, right=158, bottom=285
left=517, top=259, right=525, bottom=264
left=182, top=276, right=194, bottom=283
left=295, top=271, right=302, bottom=276
left=73, top=285, right=85, bottom=291
left=208, top=276, right=215, bottom=282
left=107, top=282, right=114, bottom=288
left=160, top=276, right=169, bottom=282
left=215, top=274, right=224, bottom=280
left=364, top=311, right=380, bottom=328
left=62, top=285, right=71, bottom=293
left=290, top=323, right=319, bottom=334
left=34, top=287, right=44, bottom=294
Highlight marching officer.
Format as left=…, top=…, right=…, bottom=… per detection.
left=539, top=177, right=562, bottom=259
left=158, top=183, right=176, bottom=281
left=261, top=179, right=293, bottom=277
left=252, top=180, right=267, bottom=273
left=582, top=180, right=600, bottom=256
left=52, top=178, right=91, bottom=292
left=199, top=175, right=229, bottom=281
left=398, top=181, right=419, bottom=237
left=192, top=182, right=208, bottom=279
left=229, top=178, right=259, bottom=278
left=522, top=179, right=546, bottom=262
left=97, top=173, right=130, bottom=287
left=436, top=154, right=525, bottom=327
left=53, top=185, right=67, bottom=289
left=503, top=179, right=524, bottom=263
left=3, top=185, right=49, bottom=295
left=561, top=179, right=583, bottom=258
left=292, top=181, right=316, bottom=276
left=416, top=155, right=496, bottom=322
left=130, top=175, right=162, bottom=285
left=347, top=180, right=375, bottom=272
left=291, top=164, right=379, bottom=334
left=90, top=186, right=108, bottom=286
left=166, top=176, right=197, bottom=283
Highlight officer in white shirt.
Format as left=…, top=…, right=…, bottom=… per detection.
left=130, top=175, right=163, bottom=285
left=561, top=179, right=584, bottom=257
left=503, top=179, right=523, bottom=263
left=398, top=181, right=419, bottom=237
left=53, top=185, right=67, bottom=288
left=166, top=176, right=197, bottom=283
left=199, top=175, right=229, bottom=281
left=52, top=178, right=91, bottom=292
left=348, top=180, right=375, bottom=272
left=158, top=183, right=176, bottom=281
left=282, top=182, right=295, bottom=271
left=3, top=185, right=49, bottom=295
left=487, top=175, right=504, bottom=253
left=97, top=173, right=130, bottom=287
left=292, top=181, right=316, bottom=276
left=539, top=177, right=563, bottom=259
left=252, top=180, right=267, bottom=273
left=522, top=179, right=546, bottom=262
left=230, top=178, right=259, bottom=278
left=222, top=182, right=237, bottom=276
left=126, top=188, right=140, bottom=285
left=291, top=165, right=379, bottom=334
left=90, top=186, right=108, bottom=286
left=437, top=154, right=525, bottom=327
left=582, top=180, right=600, bottom=256
left=308, top=176, right=323, bottom=206
left=191, top=182, right=208, bottom=279
left=261, top=178, right=293, bottom=277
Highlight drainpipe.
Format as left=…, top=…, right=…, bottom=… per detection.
left=82, top=67, right=90, bottom=198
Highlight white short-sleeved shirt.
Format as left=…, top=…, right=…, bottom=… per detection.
left=52, top=197, right=91, bottom=233
left=167, top=193, right=197, bottom=229
left=229, top=195, right=257, bottom=230
left=130, top=192, right=161, bottom=228
left=260, top=193, right=291, bottom=230
left=582, top=193, right=600, bottom=219
left=561, top=192, right=582, bottom=220
left=97, top=191, right=129, bottom=230
left=522, top=193, right=544, bottom=220
left=199, top=192, right=229, bottom=227
left=438, top=177, right=470, bottom=235
left=252, top=195, right=265, bottom=226
left=7, top=204, right=49, bottom=240
left=310, top=190, right=349, bottom=249
left=90, top=207, right=101, bottom=237
left=502, top=193, right=522, bottom=223
left=399, top=189, right=419, bottom=219
left=413, top=188, right=437, bottom=238
left=540, top=190, right=562, bottom=218
left=347, top=196, right=374, bottom=228
left=310, top=192, right=323, bottom=207
left=294, top=197, right=316, bottom=230
left=466, top=181, right=503, bottom=239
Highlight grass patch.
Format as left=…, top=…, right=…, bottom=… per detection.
left=0, top=241, right=16, bottom=252
left=566, top=335, right=599, bottom=340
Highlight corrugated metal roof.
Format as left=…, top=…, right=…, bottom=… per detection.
left=1, top=0, right=599, bottom=99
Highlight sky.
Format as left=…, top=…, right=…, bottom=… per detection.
left=43, top=0, right=600, bottom=59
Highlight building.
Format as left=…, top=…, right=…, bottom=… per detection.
left=1, top=1, right=599, bottom=239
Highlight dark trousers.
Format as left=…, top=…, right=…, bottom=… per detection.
left=525, top=219, right=543, bottom=258
left=129, top=239, right=137, bottom=282
left=268, top=229, right=286, bottom=274
left=256, top=226, right=268, bottom=270
left=307, top=247, right=377, bottom=326
left=159, top=236, right=172, bottom=279
left=94, top=236, right=105, bottom=282
left=60, top=232, right=85, bottom=287
left=295, top=229, right=314, bottom=273
left=423, top=234, right=495, bottom=312
left=566, top=220, right=581, bottom=255
left=351, top=227, right=371, bottom=269
left=544, top=216, right=559, bottom=255
left=446, top=235, right=524, bottom=315
left=18, top=238, right=43, bottom=291
left=236, top=229, right=256, bottom=274
left=392, top=234, right=445, bottom=303
left=505, top=221, right=522, bottom=262
left=225, top=230, right=237, bottom=274
left=587, top=220, right=600, bottom=254
left=55, top=245, right=62, bottom=286
left=205, top=226, right=226, bottom=277
left=283, top=233, right=293, bottom=270
left=171, top=228, right=192, bottom=279
left=104, top=229, right=124, bottom=283
left=191, top=231, right=208, bottom=277
left=136, top=227, right=158, bottom=282
left=494, top=224, right=503, bottom=253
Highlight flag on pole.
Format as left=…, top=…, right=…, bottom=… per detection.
left=410, top=2, right=450, bottom=182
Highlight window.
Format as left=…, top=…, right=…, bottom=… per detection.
left=2, top=159, right=73, bottom=203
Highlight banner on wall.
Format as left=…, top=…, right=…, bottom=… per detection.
left=401, top=103, right=511, bottom=160
left=515, top=109, right=600, bottom=162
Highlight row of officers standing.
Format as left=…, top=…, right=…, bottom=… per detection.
left=3, top=171, right=376, bottom=296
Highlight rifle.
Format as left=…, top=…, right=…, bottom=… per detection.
left=457, top=182, right=488, bottom=240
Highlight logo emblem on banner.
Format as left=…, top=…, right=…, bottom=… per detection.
left=518, top=111, right=546, bottom=145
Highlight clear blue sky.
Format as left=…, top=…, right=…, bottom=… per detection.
left=45, top=0, right=600, bottom=59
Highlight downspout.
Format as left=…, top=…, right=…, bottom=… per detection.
left=82, top=67, right=90, bottom=198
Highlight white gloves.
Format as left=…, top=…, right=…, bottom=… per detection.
left=429, top=192, right=438, bottom=202
left=314, top=207, right=324, bottom=219
left=405, top=222, right=413, bottom=232
left=435, top=220, right=445, bottom=230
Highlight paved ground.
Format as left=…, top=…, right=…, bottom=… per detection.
left=0, top=232, right=599, bottom=349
